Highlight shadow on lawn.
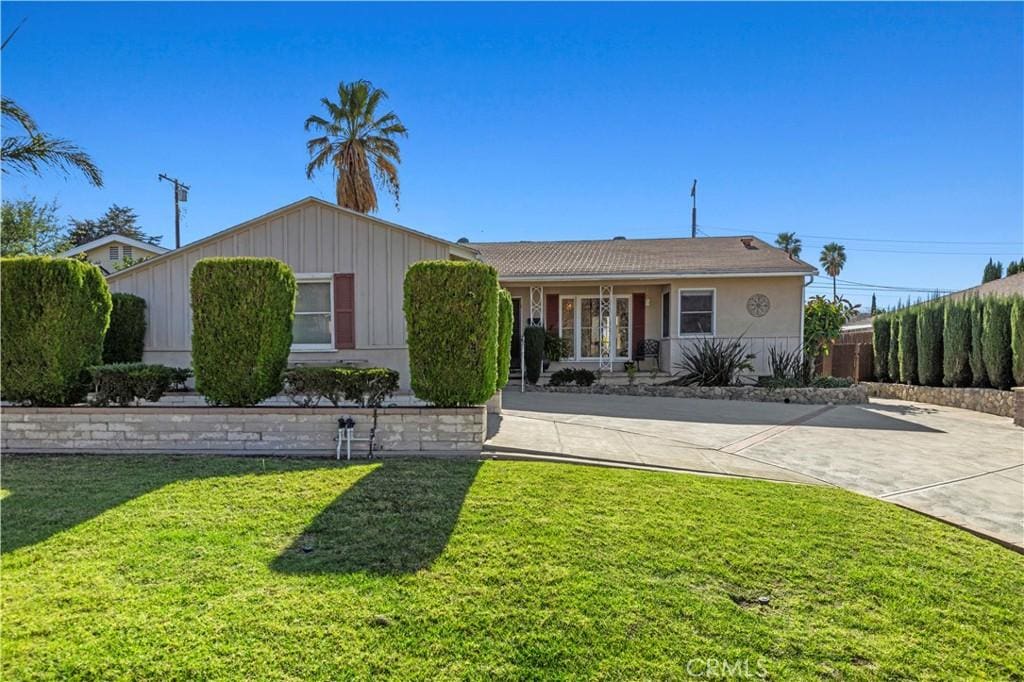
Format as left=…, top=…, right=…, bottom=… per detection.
left=272, top=459, right=480, bottom=575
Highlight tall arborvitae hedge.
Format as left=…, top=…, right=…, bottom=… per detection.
left=103, top=293, right=148, bottom=364
left=888, top=316, right=900, bottom=384
left=968, top=298, right=988, bottom=387
left=872, top=316, right=891, bottom=381
left=1012, top=297, right=1024, bottom=387
left=898, top=311, right=918, bottom=384
left=942, top=300, right=972, bottom=387
left=982, top=298, right=1013, bottom=390
left=496, top=288, right=514, bottom=390
left=915, top=304, right=944, bottom=386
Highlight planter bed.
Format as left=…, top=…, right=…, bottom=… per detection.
left=862, top=382, right=1016, bottom=419
left=0, top=405, right=486, bottom=456
left=526, top=383, right=867, bottom=405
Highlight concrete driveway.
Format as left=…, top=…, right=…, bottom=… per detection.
left=486, top=390, right=1024, bottom=548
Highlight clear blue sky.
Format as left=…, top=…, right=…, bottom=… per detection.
left=3, top=2, right=1021, bottom=308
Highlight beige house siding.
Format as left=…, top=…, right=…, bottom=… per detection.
left=81, top=241, right=163, bottom=274
left=106, top=200, right=452, bottom=385
left=505, top=275, right=806, bottom=375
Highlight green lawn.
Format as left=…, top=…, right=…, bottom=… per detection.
left=2, top=455, right=1022, bottom=680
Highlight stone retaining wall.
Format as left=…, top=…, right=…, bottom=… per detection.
left=1, top=406, right=486, bottom=456
left=1015, top=388, right=1024, bottom=427
left=527, top=383, right=867, bottom=405
left=862, top=382, right=1015, bottom=418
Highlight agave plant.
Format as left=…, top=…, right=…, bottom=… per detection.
left=762, top=344, right=814, bottom=387
left=670, top=336, right=755, bottom=387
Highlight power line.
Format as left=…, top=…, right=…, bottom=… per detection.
left=699, top=224, right=1020, bottom=246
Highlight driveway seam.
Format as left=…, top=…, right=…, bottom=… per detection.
left=879, top=464, right=1024, bottom=499
left=719, top=405, right=835, bottom=453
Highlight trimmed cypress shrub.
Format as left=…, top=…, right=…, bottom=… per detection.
left=968, top=298, right=988, bottom=387
left=915, top=304, right=944, bottom=386
left=89, top=363, right=173, bottom=406
left=524, top=326, right=545, bottom=385
left=942, top=300, right=972, bottom=387
left=887, top=316, right=900, bottom=384
left=898, top=311, right=918, bottom=384
left=404, top=260, right=499, bottom=406
left=872, top=316, right=891, bottom=381
left=0, top=256, right=112, bottom=405
left=982, top=298, right=1013, bottom=389
left=102, top=293, right=147, bottom=363
left=191, top=258, right=296, bottom=406
left=496, top=289, right=514, bottom=390
left=1013, top=297, right=1024, bottom=387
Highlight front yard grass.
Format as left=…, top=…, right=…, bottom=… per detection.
left=2, top=454, right=1021, bottom=679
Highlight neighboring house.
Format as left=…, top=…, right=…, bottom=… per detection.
left=470, top=237, right=817, bottom=375
left=61, top=235, right=168, bottom=275
left=105, top=196, right=816, bottom=386
left=105, top=197, right=476, bottom=388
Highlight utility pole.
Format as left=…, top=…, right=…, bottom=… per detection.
left=690, top=178, right=698, bottom=238
left=158, top=173, right=190, bottom=248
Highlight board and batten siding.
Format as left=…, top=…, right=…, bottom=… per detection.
left=107, top=201, right=450, bottom=368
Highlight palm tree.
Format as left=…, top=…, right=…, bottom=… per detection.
left=819, top=242, right=847, bottom=300
left=1, top=96, right=103, bottom=186
left=775, top=231, right=802, bottom=259
left=304, top=80, right=408, bottom=213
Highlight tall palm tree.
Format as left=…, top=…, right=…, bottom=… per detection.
left=819, top=242, right=847, bottom=300
left=775, top=231, right=802, bottom=259
left=304, top=80, right=408, bottom=213
left=1, top=96, right=103, bottom=186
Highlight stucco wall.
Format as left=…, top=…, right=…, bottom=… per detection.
left=106, top=200, right=453, bottom=388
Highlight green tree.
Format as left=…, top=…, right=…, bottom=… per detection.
left=982, top=258, right=1003, bottom=284
left=870, top=293, right=878, bottom=316
left=305, top=80, right=408, bottom=213
left=1, top=197, right=66, bottom=255
left=1006, top=260, right=1022, bottom=277
left=66, top=204, right=161, bottom=247
left=1, top=97, right=103, bottom=186
left=775, top=232, right=802, bottom=259
left=819, top=242, right=847, bottom=300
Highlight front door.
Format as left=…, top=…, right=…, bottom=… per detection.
left=510, top=297, right=522, bottom=369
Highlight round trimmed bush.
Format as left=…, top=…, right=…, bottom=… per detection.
left=404, top=260, right=499, bottom=406
left=191, top=258, right=296, bottom=406
left=496, top=289, right=513, bottom=390
left=0, top=256, right=111, bottom=405
left=103, top=293, right=147, bottom=363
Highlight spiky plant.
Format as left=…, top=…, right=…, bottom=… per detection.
left=1, top=97, right=102, bottom=186
left=671, top=336, right=755, bottom=387
left=304, top=80, right=408, bottom=213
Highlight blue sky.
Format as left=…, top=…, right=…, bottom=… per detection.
left=2, top=2, right=1021, bottom=307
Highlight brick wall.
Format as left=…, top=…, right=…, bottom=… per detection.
left=1, top=406, right=486, bottom=456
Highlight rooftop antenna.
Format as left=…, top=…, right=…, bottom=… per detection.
left=690, top=178, right=698, bottom=238
left=158, top=173, right=190, bottom=248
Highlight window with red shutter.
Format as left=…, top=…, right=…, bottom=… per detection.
left=333, top=274, right=355, bottom=349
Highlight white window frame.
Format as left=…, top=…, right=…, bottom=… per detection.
left=559, top=293, right=632, bottom=361
left=292, top=273, right=335, bottom=352
left=678, top=287, right=716, bottom=337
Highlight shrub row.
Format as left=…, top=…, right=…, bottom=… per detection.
left=873, top=294, right=1022, bottom=389
left=547, top=368, right=597, bottom=387
left=282, top=366, right=400, bottom=407
left=89, top=363, right=180, bottom=406
left=103, top=293, right=147, bottom=364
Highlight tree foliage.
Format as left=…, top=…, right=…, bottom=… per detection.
left=968, top=298, right=988, bottom=387
left=818, top=242, right=847, bottom=299
left=775, top=232, right=802, bottom=259
left=1, top=197, right=66, bottom=256
left=496, top=289, right=514, bottom=390
left=982, top=258, right=1003, bottom=284
left=67, top=204, right=161, bottom=247
left=803, top=295, right=858, bottom=358
left=305, top=80, right=408, bottom=213
left=872, top=316, right=891, bottom=381
left=942, top=300, right=972, bottom=387
left=898, top=310, right=918, bottom=385
left=1, top=96, right=103, bottom=186
left=102, top=293, right=147, bottom=364
left=915, top=304, right=944, bottom=387
left=981, top=298, right=1013, bottom=390
left=1012, top=297, right=1024, bottom=387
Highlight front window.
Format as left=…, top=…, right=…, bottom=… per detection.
left=560, top=298, right=575, bottom=354
left=679, top=289, right=714, bottom=335
left=562, top=295, right=630, bottom=359
left=293, top=280, right=332, bottom=347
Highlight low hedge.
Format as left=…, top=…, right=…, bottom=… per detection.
left=872, top=316, right=891, bottom=382
left=404, top=261, right=499, bottom=406
left=282, top=366, right=399, bottom=407
left=982, top=298, right=1013, bottom=390
left=103, top=293, right=147, bottom=363
left=496, top=289, right=513, bottom=390
left=524, top=326, right=546, bottom=385
left=915, top=304, right=944, bottom=387
left=89, top=363, right=175, bottom=406
left=898, top=311, right=918, bottom=384
left=942, top=300, right=972, bottom=387
left=191, top=258, right=296, bottom=406
left=969, top=298, right=987, bottom=387
left=1013, top=298, right=1024, bottom=387
left=0, top=256, right=112, bottom=405
left=547, top=368, right=597, bottom=387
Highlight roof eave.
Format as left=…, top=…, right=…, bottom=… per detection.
left=496, top=270, right=817, bottom=282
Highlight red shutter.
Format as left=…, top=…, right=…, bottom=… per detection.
left=632, top=293, right=645, bottom=359
left=333, top=274, right=355, bottom=349
left=546, top=294, right=559, bottom=332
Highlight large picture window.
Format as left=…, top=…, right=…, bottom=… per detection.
left=293, top=279, right=333, bottom=348
left=679, top=289, right=714, bottom=335
left=560, top=294, right=631, bottom=360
